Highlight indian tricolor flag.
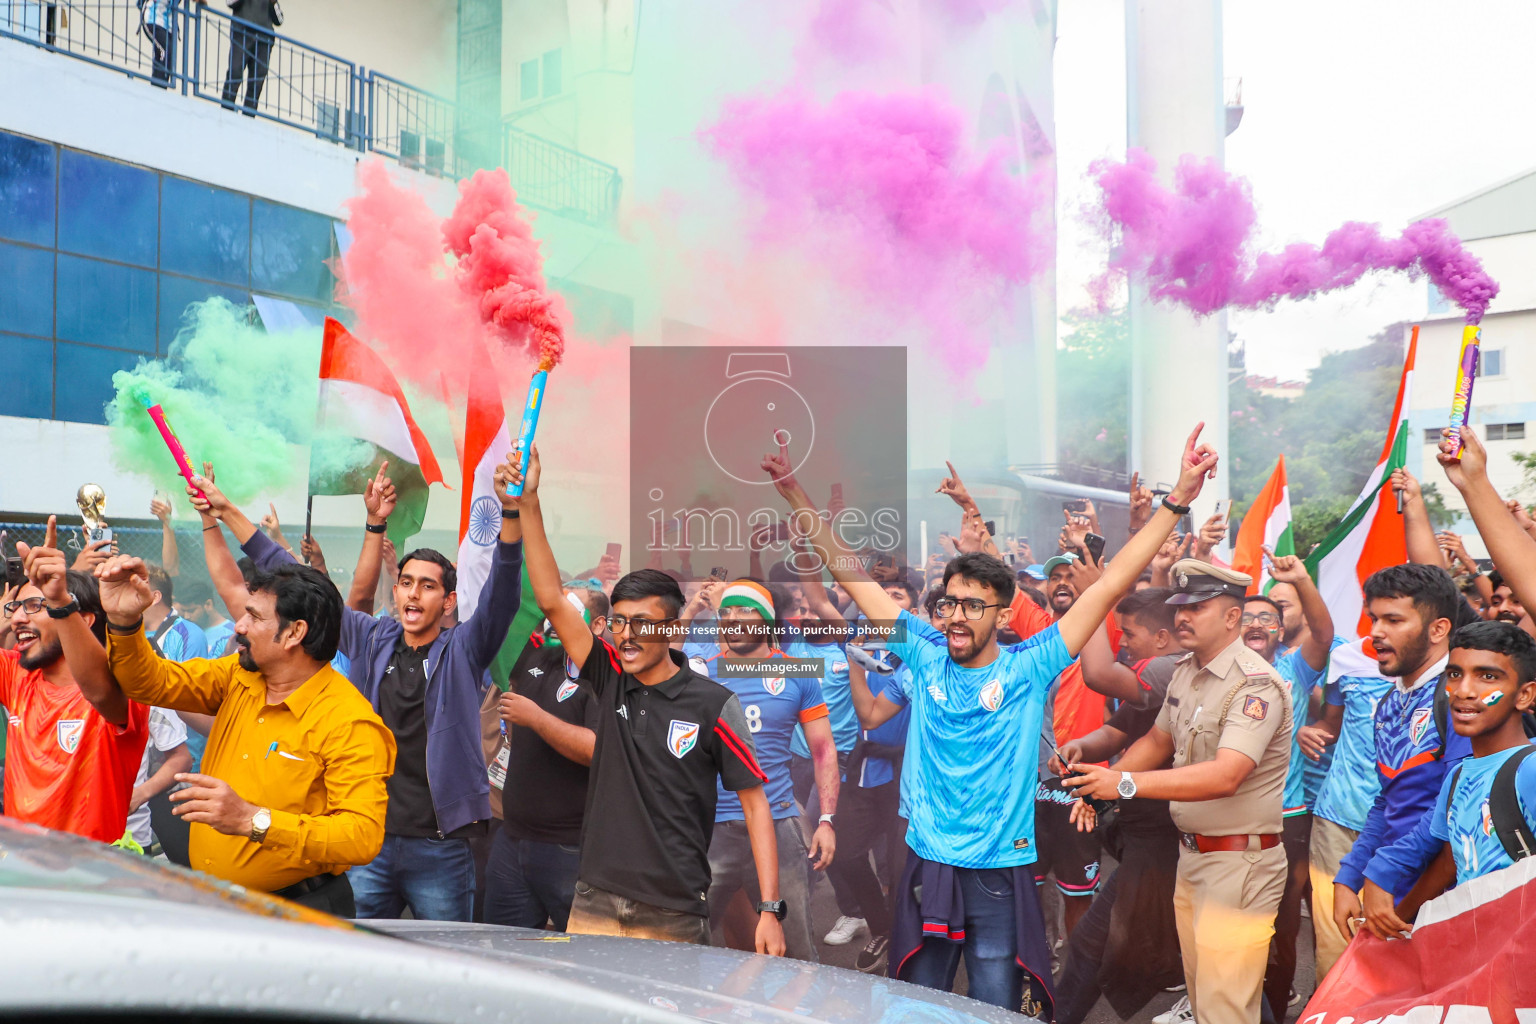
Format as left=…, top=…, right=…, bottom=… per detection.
left=312, top=318, right=444, bottom=546
left=1232, top=455, right=1293, bottom=595
left=1305, top=325, right=1419, bottom=638
left=456, top=342, right=514, bottom=622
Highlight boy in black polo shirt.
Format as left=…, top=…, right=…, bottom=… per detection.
left=509, top=446, right=787, bottom=955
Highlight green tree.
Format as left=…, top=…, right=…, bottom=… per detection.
left=1056, top=308, right=1128, bottom=475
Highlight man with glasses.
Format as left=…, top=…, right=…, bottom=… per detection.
left=762, top=425, right=1220, bottom=1015
left=1239, top=554, right=1333, bottom=1020
left=509, top=447, right=786, bottom=954
left=0, top=518, right=149, bottom=843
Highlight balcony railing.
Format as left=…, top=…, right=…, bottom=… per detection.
left=2, top=0, right=624, bottom=223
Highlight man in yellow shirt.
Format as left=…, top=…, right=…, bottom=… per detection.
left=94, top=555, right=395, bottom=916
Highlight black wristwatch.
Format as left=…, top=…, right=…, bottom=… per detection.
left=364, top=521, right=387, bottom=534
left=1161, top=496, right=1192, bottom=516
left=46, top=598, right=80, bottom=620
left=755, top=899, right=788, bottom=921
left=502, top=508, right=520, bottom=520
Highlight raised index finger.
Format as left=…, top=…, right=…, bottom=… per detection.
left=945, top=460, right=959, bottom=481
left=43, top=515, right=56, bottom=550
left=1183, top=421, right=1206, bottom=457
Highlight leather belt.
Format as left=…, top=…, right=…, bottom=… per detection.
left=273, top=872, right=341, bottom=900
left=1179, top=832, right=1281, bottom=854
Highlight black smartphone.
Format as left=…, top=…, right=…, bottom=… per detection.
left=983, top=520, right=996, bottom=537
left=1063, top=499, right=1088, bottom=515
left=1084, top=533, right=1106, bottom=566
left=709, top=566, right=727, bottom=582
left=5, top=557, right=23, bottom=589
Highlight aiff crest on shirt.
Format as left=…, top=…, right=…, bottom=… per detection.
left=56, top=719, right=84, bottom=754
left=668, top=720, right=700, bottom=758
left=1410, top=707, right=1433, bottom=745
left=979, top=678, right=1004, bottom=712
left=556, top=680, right=579, bottom=702
left=764, top=677, right=786, bottom=696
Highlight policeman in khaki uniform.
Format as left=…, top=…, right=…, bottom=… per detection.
left=1065, top=560, right=1292, bottom=1024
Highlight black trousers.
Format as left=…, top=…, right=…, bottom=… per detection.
left=278, top=871, right=356, bottom=918
left=1263, top=813, right=1313, bottom=1018
left=147, top=24, right=174, bottom=86
left=222, top=23, right=272, bottom=112
left=825, top=779, right=903, bottom=938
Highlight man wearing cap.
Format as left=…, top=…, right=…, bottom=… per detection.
left=1066, top=559, right=1292, bottom=1024
left=683, top=579, right=839, bottom=961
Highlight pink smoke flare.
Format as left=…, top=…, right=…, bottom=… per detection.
left=704, top=86, right=1052, bottom=305
left=1090, top=149, right=1499, bottom=324
left=442, top=169, right=568, bottom=370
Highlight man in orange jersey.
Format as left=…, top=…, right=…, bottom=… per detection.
left=2, top=517, right=148, bottom=842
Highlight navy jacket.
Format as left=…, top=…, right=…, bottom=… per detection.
left=243, top=530, right=524, bottom=836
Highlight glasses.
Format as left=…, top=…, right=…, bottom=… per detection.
left=3, top=597, right=46, bottom=617
left=608, top=615, right=675, bottom=638
left=1241, top=611, right=1280, bottom=627
left=932, top=597, right=1005, bottom=620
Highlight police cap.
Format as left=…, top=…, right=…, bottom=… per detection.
left=1165, top=558, right=1252, bottom=605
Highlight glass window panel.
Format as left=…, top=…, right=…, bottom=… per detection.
left=520, top=59, right=539, bottom=101
left=56, top=254, right=157, bottom=353
left=542, top=49, right=562, bottom=97
left=159, top=274, right=250, bottom=353
left=252, top=200, right=333, bottom=302
left=58, top=149, right=158, bottom=267
left=54, top=343, right=141, bottom=425
left=0, top=333, right=54, bottom=419
left=0, top=241, right=54, bottom=338
left=0, top=131, right=56, bottom=247
left=161, top=177, right=250, bottom=286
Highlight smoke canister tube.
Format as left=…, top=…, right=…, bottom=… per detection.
left=510, top=363, right=550, bottom=497
left=143, top=401, right=207, bottom=501
left=1446, top=323, right=1481, bottom=460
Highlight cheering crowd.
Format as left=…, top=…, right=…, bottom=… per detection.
left=3, top=415, right=1536, bottom=1024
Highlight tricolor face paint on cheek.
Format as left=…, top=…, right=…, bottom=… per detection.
left=1482, top=690, right=1505, bottom=707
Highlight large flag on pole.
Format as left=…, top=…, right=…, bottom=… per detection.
left=1232, top=455, right=1293, bottom=594
left=1305, top=325, right=1419, bottom=638
left=456, top=343, right=514, bottom=621
left=311, top=318, right=444, bottom=547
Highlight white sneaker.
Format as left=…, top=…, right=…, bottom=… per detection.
left=823, top=915, right=866, bottom=945
left=1153, top=995, right=1192, bottom=1024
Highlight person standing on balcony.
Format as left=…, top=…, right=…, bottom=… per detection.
left=222, top=0, right=278, bottom=115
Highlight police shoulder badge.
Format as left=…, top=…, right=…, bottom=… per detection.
left=1242, top=695, right=1269, bottom=721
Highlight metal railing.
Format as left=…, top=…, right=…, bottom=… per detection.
left=368, top=72, right=456, bottom=175
left=3, top=0, right=625, bottom=222
left=503, top=125, right=623, bottom=225
left=187, top=3, right=362, bottom=146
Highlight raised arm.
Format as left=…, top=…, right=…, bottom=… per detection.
left=1438, top=428, right=1536, bottom=621
left=847, top=647, right=903, bottom=729
left=1266, top=549, right=1334, bottom=671
left=1057, top=423, right=1219, bottom=656
left=761, top=446, right=901, bottom=625
left=459, top=451, right=527, bottom=665
left=152, top=496, right=180, bottom=577
left=347, top=462, right=396, bottom=613
left=1076, top=616, right=1145, bottom=704
left=19, top=517, right=129, bottom=725
left=1393, top=468, right=1446, bottom=568
left=508, top=445, right=591, bottom=669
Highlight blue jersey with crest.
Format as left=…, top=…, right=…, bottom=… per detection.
left=788, top=636, right=858, bottom=758
left=1276, top=646, right=1329, bottom=814
left=683, top=643, right=828, bottom=822
left=888, top=609, right=1072, bottom=869
left=1313, top=673, right=1395, bottom=831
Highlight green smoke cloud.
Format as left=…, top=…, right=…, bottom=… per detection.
left=107, top=299, right=353, bottom=505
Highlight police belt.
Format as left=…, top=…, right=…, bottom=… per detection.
left=1178, top=832, right=1281, bottom=854
left=273, top=871, right=344, bottom=900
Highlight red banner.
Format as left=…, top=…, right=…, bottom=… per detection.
left=1303, top=859, right=1536, bottom=1024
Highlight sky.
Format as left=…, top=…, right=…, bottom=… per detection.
left=1054, top=0, right=1536, bottom=379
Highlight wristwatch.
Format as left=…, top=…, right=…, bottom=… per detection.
left=46, top=598, right=81, bottom=620
left=818, top=813, right=835, bottom=829
left=755, top=899, right=788, bottom=921
left=249, top=807, right=272, bottom=844
left=1117, top=772, right=1138, bottom=800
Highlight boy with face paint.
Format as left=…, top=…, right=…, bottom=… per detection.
left=1357, top=621, right=1536, bottom=939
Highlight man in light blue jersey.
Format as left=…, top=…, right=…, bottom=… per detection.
left=686, top=579, right=838, bottom=961
left=1301, top=637, right=1391, bottom=981
left=1242, top=553, right=1332, bottom=1019
left=1359, top=621, right=1536, bottom=938
left=761, top=423, right=1219, bottom=1014
left=178, top=576, right=236, bottom=658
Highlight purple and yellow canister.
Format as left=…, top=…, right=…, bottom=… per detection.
left=1446, top=323, right=1480, bottom=460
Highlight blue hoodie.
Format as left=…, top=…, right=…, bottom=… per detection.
left=243, top=530, right=524, bottom=837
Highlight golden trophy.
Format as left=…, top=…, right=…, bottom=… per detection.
left=76, top=484, right=112, bottom=544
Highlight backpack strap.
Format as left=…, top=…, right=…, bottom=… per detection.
left=1489, top=745, right=1536, bottom=862
left=1432, top=677, right=1449, bottom=759
left=1446, top=762, right=1466, bottom=819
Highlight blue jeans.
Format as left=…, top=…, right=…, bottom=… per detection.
left=902, top=868, right=1021, bottom=1009
left=349, top=834, right=476, bottom=922
left=483, top=829, right=582, bottom=930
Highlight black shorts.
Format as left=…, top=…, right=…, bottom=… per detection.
left=1033, top=780, right=1102, bottom=897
